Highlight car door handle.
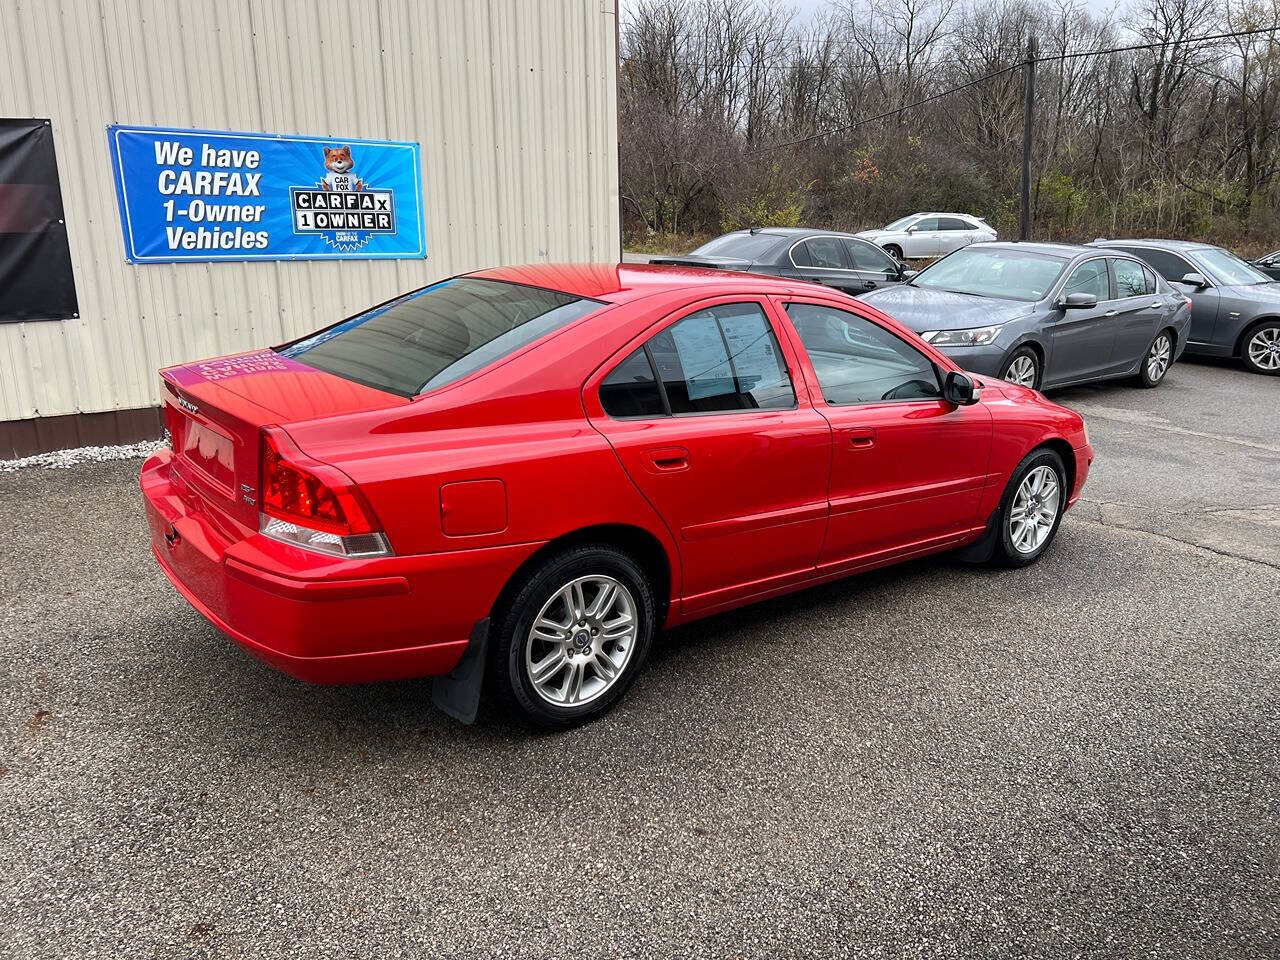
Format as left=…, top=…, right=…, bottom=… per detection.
left=846, top=428, right=876, bottom=448
left=644, top=446, right=689, bottom=472
left=1150, top=302, right=1163, bottom=309
left=862, top=280, right=877, bottom=289
left=1104, top=309, right=1118, bottom=317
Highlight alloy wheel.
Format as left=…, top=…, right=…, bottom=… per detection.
left=524, top=575, right=638, bottom=707
left=1247, top=326, right=1280, bottom=371
left=1005, top=354, right=1038, bottom=387
left=1009, top=465, right=1060, bottom=555
left=1146, top=333, right=1173, bottom=382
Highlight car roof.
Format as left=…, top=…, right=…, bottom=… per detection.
left=716, top=227, right=871, bottom=240
left=957, top=240, right=1085, bottom=259
left=1092, top=238, right=1216, bottom=253
left=469, top=261, right=807, bottom=305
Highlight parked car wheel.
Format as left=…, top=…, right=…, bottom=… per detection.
left=490, top=544, right=656, bottom=729
left=990, top=449, right=1067, bottom=567
left=1000, top=346, right=1042, bottom=389
left=1242, top=320, right=1280, bottom=375
left=1136, top=328, right=1175, bottom=388
left=883, top=243, right=903, bottom=261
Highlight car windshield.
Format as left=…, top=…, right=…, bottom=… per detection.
left=692, top=232, right=784, bottom=260
left=913, top=247, right=1066, bottom=301
left=884, top=216, right=918, bottom=231
left=1192, top=247, right=1273, bottom=285
left=279, top=277, right=604, bottom=396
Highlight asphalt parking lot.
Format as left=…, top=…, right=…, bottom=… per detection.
left=1, top=357, right=1277, bottom=959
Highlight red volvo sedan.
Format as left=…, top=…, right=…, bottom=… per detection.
left=142, top=264, right=1093, bottom=728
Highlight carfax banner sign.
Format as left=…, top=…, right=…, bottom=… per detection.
left=107, top=124, right=425, bottom=263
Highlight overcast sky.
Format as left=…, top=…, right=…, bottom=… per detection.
left=620, top=0, right=1131, bottom=31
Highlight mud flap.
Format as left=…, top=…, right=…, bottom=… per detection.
left=430, top=618, right=489, bottom=724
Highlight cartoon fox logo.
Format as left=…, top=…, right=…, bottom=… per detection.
left=321, top=145, right=364, bottom=192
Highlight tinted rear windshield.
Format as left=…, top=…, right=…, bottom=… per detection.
left=279, top=277, right=604, bottom=396
left=692, top=232, right=784, bottom=260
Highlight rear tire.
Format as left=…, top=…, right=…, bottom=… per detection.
left=489, top=544, right=655, bottom=730
left=884, top=243, right=903, bottom=261
left=1000, top=346, right=1042, bottom=390
left=1241, top=320, right=1280, bottom=375
left=989, top=448, right=1068, bottom=568
left=1135, top=328, right=1175, bottom=387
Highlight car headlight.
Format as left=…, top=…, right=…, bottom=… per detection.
left=921, top=325, right=1003, bottom=346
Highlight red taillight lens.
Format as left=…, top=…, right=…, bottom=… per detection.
left=259, top=429, right=376, bottom=536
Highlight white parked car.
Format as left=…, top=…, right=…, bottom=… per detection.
left=856, top=213, right=997, bottom=261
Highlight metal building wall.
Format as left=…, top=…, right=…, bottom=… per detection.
left=0, top=0, right=620, bottom=431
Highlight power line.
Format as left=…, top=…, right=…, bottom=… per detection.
left=737, top=24, right=1278, bottom=157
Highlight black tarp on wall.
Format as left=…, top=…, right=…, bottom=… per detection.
left=0, top=119, right=78, bottom=323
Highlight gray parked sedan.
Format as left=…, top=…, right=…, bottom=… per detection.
left=859, top=242, right=1192, bottom=390
left=1092, top=239, right=1280, bottom=375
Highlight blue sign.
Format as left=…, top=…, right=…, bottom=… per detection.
left=107, top=124, right=425, bottom=263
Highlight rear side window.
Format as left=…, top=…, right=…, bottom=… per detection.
left=1112, top=259, right=1148, bottom=298
left=1116, top=246, right=1191, bottom=283
left=939, top=217, right=971, bottom=231
left=792, top=237, right=848, bottom=269
left=605, top=303, right=794, bottom=417
left=600, top=349, right=665, bottom=418
left=279, top=277, right=603, bottom=396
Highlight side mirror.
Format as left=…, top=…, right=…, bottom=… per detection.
left=943, top=371, right=980, bottom=406
left=1061, top=292, right=1098, bottom=309
left=1179, top=272, right=1209, bottom=288
left=900, top=268, right=918, bottom=281
left=1260, top=259, right=1274, bottom=267
left=906, top=225, right=918, bottom=234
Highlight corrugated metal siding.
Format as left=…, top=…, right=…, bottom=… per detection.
left=0, top=0, right=619, bottom=422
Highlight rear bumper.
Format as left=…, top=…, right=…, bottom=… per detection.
left=142, top=449, right=540, bottom=684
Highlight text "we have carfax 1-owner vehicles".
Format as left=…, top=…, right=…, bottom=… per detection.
left=142, top=264, right=1093, bottom=729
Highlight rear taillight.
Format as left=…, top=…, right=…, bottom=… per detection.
left=258, top=427, right=392, bottom=558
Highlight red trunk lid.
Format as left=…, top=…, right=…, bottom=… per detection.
left=160, top=349, right=407, bottom=535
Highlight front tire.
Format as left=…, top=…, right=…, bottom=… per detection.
left=1242, top=320, right=1280, bottom=375
left=990, top=449, right=1068, bottom=567
left=1000, top=346, right=1042, bottom=389
left=489, top=544, right=655, bottom=729
left=1135, top=328, right=1175, bottom=387
left=883, top=243, right=903, bottom=261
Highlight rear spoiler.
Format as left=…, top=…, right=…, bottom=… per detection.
left=647, top=255, right=753, bottom=272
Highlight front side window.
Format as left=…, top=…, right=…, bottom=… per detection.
left=912, top=217, right=941, bottom=232
left=627, top=303, right=795, bottom=415
left=844, top=239, right=898, bottom=274
left=281, top=277, right=603, bottom=397
left=1112, top=258, right=1148, bottom=298
left=914, top=247, right=1066, bottom=302
left=785, top=303, right=941, bottom=405
left=793, top=237, right=848, bottom=269
left=1062, top=259, right=1110, bottom=301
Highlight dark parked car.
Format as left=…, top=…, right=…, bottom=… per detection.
left=860, top=242, right=1192, bottom=390
left=651, top=227, right=914, bottom=297
left=1092, top=240, right=1280, bottom=375
left=1250, top=249, right=1280, bottom=281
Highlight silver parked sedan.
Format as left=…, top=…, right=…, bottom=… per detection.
left=859, top=242, right=1192, bottom=390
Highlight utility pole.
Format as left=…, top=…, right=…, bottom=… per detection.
left=1020, top=35, right=1037, bottom=241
